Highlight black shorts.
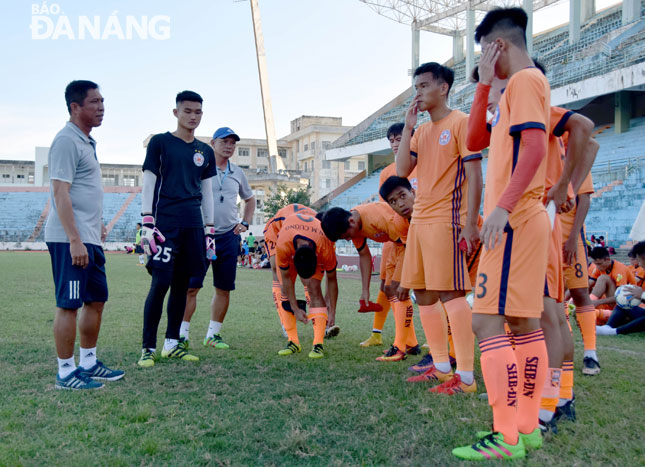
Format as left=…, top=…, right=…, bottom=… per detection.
left=188, top=228, right=240, bottom=291
left=47, top=242, right=108, bottom=309
left=146, top=226, right=207, bottom=278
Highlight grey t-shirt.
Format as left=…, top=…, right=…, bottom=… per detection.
left=44, top=122, right=103, bottom=246
left=212, top=160, right=253, bottom=234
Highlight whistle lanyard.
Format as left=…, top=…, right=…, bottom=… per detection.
left=217, top=161, right=232, bottom=203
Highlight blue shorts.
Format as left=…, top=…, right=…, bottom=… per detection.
left=188, top=228, right=240, bottom=291
left=47, top=242, right=108, bottom=309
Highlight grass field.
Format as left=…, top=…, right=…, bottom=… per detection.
left=0, top=251, right=643, bottom=466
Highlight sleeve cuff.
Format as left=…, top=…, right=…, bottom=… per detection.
left=509, top=122, right=546, bottom=136
left=410, top=151, right=418, bottom=158
left=463, top=153, right=483, bottom=162
left=553, top=111, right=574, bottom=137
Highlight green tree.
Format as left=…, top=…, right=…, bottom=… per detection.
left=264, top=183, right=312, bottom=218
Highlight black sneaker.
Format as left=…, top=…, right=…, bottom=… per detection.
left=538, top=417, right=558, bottom=435
left=554, top=398, right=576, bottom=422
left=405, top=344, right=422, bottom=356
left=582, top=357, right=600, bottom=376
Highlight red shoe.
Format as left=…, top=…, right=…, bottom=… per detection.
left=406, top=365, right=453, bottom=383
left=429, top=374, right=477, bottom=395
left=358, top=299, right=383, bottom=313
left=376, top=346, right=407, bottom=362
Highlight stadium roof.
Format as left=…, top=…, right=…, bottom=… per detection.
left=359, top=0, right=561, bottom=35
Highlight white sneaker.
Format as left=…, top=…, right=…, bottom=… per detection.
left=595, top=325, right=617, bottom=336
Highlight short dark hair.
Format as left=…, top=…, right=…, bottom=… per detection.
left=379, top=176, right=412, bottom=201
left=413, top=62, right=454, bottom=94
left=176, top=90, right=203, bottom=105
left=475, top=7, right=528, bottom=47
left=65, top=80, right=99, bottom=114
left=590, top=246, right=610, bottom=260
left=631, top=241, right=645, bottom=258
left=294, top=246, right=317, bottom=279
left=320, top=207, right=352, bottom=242
left=386, top=122, right=414, bottom=140
left=533, top=58, right=546, bottom=74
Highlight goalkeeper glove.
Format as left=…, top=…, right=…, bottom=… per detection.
left=141, top=215, right=165, bottom=255
left=205, top=225, right=217, bottom=260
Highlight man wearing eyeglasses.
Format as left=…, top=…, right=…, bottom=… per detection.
left=179, top=127, right=256, bottom=350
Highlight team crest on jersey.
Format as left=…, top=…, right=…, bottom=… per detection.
left=193, top=152, right=205, bottom=167
left=410, top=177, right=418, bottom=190
left=491, top=105, right=501, bottom=127
left=439, top=129, right=451, bottom=146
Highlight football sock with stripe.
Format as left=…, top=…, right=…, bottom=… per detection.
left=514, top=329, right=548, bottom=435
left=58, top=357, right=76, bottom=379
left=559, top=360, right=574, bottom=403
left=308, top=307, right=328, bottom=346
left=419, top=302, right=450, bottom=373
left=575, top=303, right=597, bottom=354
left=444, top=297, right=474, bottom=384
left=279, top=295, right=300, bottom=346
left=539, top=367, right=561, bottom=422
left=392, top=298, right=409, bottom=351
left=372, top=290, right=391, bottom=332
left=402, top=299, right=418, bottom=348
left=479, top=334, right=519, bottom=445
left=164, top=338, right=178, bottom=351
left=79, top=347, right=97, bottom=370
left=271, top=281, right=284, bottom=326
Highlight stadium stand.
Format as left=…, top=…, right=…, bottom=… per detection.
left=0, top=191, right=49, bottom=242
left=326, top=168, right=384, bottom=210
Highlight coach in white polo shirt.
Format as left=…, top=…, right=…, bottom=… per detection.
left=180, top=127, right=256, bottom=349
left=45, top=80, right=124, bottom=390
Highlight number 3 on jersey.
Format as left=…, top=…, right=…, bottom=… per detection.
left=476, top=273, right=488, bottom=299
left=152, top=246, right=173, bottom=263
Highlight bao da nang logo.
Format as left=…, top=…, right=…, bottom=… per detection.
left=31, top=3, right=171, bottom=40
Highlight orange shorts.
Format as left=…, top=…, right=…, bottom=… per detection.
left=385, top=243, right=405, bottom=286
left=380, top=241, right=394, bottom=280
left=562, top=227, right=589, bottom=290
left=277, top=264, right=325, bottom=285
left=545, top=215, right=564, bottom=302
left=265, top=231, right=278, bottom=257
left=473, top=212, right=550, bottom=319
left=466, top=242, right=482, bottom=288
left=401, top=223, right=470, bottom=291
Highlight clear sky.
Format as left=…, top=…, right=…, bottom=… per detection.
left=0, top=0, right=620, bottom=165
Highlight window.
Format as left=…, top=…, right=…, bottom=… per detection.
left=311, top=141, right=316, bottom=151
left=16, top=174, right=25, bottom=179
left=278, top=149, right=287, bottom=158
left=322, top=141, right=331, bottom=150
left=322, top=160, right=330, bottom=169
left=238, top=147, right=250, bottom=157
left=304, top=162, right=308, bottom=172
left=2, top=174, right=9, bottom=178
left=324, top=178, right=331, bottom=188
left=257, top=148, right=268, bottom=158
left=304, top=143, right=309, bottom=152
left=238, top=164, right=249, bottom=169
left=358, top=161, right=366, bottom=171
left=344, top=161, right=350, bottom=170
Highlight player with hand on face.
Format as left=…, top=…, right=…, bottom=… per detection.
left=137, top=90, right=216, bottom=368
left=396, top=60, right=483, bottom=396
left=453, top=8, right=551, bottom=459
left=275, top=213, right=339, bottom=359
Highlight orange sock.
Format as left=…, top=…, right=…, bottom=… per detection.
left=404, top=300, right=418, bottom=348
left=479, top=334, right=519, bottom=445
left=443, top=297, right=474, bottom=374
left=372, top=290, right=391, bottom=331
left=575, top=304, right=597, bottom=351
left=280, top=294, right=299, bottom=346
left=272, top=281, right=283, bottom=325
left=392, top=299, right=414, bottom=351
left=504, top=322, right=516, bottom=348
left=539, top=368, right=561, bottom=421
left=418, top=302, right=449, bottom=368
left=513, top=329, right=548, bottom=435
left=560, top=360, right=574, bottom=401
left=308, top=307, right=327, bottom=345
left=447, top=320, right=456, bottom=359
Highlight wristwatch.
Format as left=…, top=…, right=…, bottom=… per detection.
left=240, top=221, right=249, bottom=229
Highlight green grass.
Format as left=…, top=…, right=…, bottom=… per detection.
left=0, top=251, right=643, bottom=466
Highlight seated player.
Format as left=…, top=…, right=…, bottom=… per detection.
left=596, top=241, right=645, bottom=336
left=275, top=213, right=339, bottom=358
left=588, top=246, right=636, bottom=324
left=321, top=180, right=420, bottom=361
